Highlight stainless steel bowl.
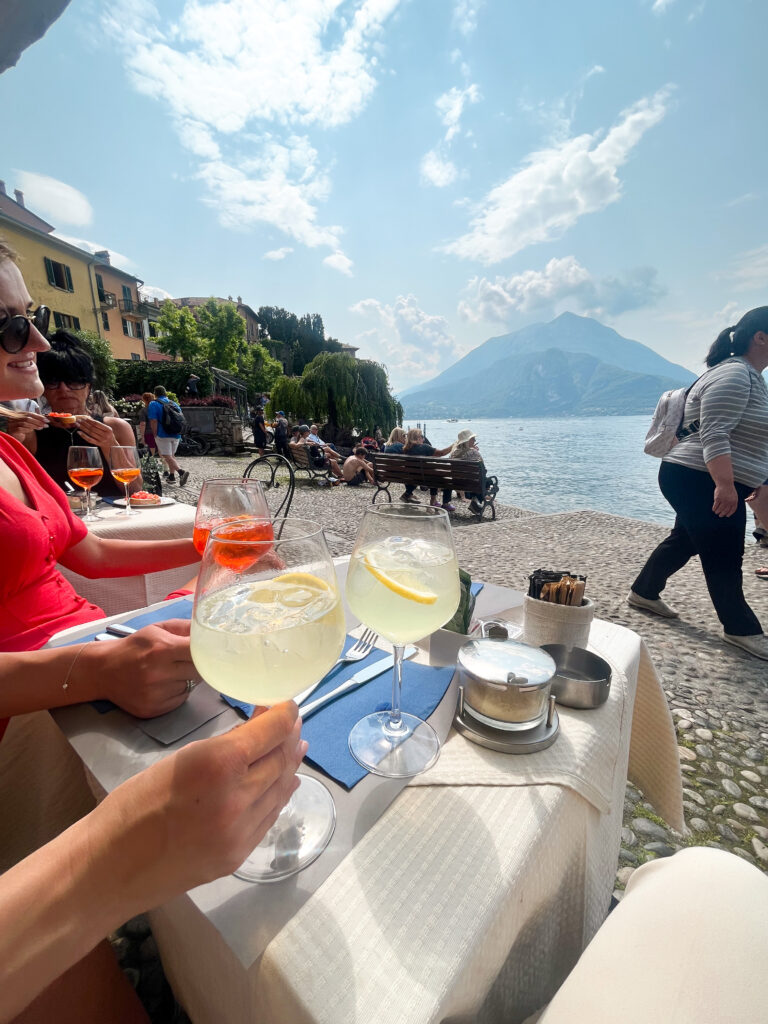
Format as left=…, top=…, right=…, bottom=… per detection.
left=541, top=645, right=611, bottom=709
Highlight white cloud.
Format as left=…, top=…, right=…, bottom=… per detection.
left=351, top=294, right=463, bottom=385
left=652, top=0, right=675, bottom=12
left=420, top=149, right=458, bottom=188
left=14, top=171, right=93, bottom=227
left=725, top=192, right=757, bottom=208
left=721, top=246, right=768, bottom=292
left=102, top=0, right=403, bottom=258
left=140, top=284, right=174, bottom=301
left=323, top=250, right=354, bottom=275
left=420, top=82, right=480, bottom=188
left=436, top=83, right=480, bottom=142
left=53, top=234, right=138, bottom=275
left=453, top=0, right=483, bottom=36
left=458, top=256, right=666, bottom=322
left=264, top=246, right=294, bottom=260
left=442, top=87, right=672, bottom=264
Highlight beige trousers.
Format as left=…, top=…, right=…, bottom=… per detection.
left=539, top=847, right=768, bottom=1024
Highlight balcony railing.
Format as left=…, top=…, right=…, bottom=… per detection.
left=98, top=290, right=117, bottom=309
left=118, top=298, right=155, bottom=318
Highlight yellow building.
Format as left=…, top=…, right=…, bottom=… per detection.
left=0, top=188, right=100, bottom=336
left=91, top=255, right=148, bottom=361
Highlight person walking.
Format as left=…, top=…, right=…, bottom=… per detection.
left=629, top=307, right=768, bottom=659
left=148, top=386, right=189, bottom=487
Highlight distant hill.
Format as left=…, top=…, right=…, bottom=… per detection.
left=400, top=312, right=695, bottom=417
left=402, top=347, right=690, bottom=418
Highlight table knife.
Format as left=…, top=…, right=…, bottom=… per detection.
left=299, top=648, right=416, bottom=720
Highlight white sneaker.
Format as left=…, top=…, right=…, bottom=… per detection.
left=627, top=590, right=679, bottom=619
left=723, top=633, right=768, bottom=660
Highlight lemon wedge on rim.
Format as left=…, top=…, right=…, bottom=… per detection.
left=363, top=557, right=437, bottom=604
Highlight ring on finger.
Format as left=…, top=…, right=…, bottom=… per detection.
left=185, top=679, right=198, bottom=694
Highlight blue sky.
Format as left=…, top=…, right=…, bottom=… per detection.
left=1, top=0, right=766, bottom=389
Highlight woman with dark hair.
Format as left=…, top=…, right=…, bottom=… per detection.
left=629, top=306, right=768, bottom=659
left=402, top=427, right=454, bottom=509
left=27, top=331, right=138, bottom=497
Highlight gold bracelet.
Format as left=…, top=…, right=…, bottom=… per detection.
left=62, top=641, right=91, bottom=692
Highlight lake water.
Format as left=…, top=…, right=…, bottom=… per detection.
left=411, top=416, right=674, bottom=525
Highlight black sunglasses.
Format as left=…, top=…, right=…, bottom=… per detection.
left=0, top=305, right=51, bottom=354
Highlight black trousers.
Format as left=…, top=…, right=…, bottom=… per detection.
left=632, top=461, right=761, bottom=636
left=403, top=485, right=451, bottom=503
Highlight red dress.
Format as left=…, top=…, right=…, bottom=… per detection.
left=0, top=434, right=105, bottom=653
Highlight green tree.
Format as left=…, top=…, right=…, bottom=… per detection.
left=73, top=329, right=116, bottom=394
left=197, top=298, right=248, bottom=373
left=155, top=301, right=203, bottom=362
left=302, top=353, right=401, bottom=432
left=267, top=376, right=314, bottom=423
left=249, top=344, right=283, bottom=395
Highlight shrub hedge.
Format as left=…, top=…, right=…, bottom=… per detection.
left=114, top=360, right=213, bottom=399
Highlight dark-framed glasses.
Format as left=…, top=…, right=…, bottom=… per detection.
left=0, top=305, right=50, bottom=354
left=44, top=379, right=90, bottom=391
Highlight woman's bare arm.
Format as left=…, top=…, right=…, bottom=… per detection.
left=58, top=532, right=199, bottom=579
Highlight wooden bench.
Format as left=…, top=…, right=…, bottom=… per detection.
left=289, top=444, right=336, bottom=484
left=369, top=453, right=499, bottom=520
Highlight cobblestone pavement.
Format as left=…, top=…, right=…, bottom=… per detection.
left=119, top=454, right=768, bottom=1020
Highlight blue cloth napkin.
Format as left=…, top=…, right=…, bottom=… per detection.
left=62, top=599, right=193, bottom=713
left=222, top=635, right=455, bottom=790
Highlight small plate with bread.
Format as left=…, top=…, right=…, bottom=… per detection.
left=115, top=491, right=176, bottom=508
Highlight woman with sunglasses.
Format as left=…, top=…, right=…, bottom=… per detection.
left=0, top=239, right=201, bottom=676
left=22, top=330, right=138, bottom=498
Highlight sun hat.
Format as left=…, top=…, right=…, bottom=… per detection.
left=456, top=429, right=476, bottom=445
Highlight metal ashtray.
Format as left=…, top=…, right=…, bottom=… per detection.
left=541, top=645, right=611, bottom=709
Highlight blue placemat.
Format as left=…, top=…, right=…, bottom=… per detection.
left=61, top=599, right=193, bottom=713
left=222, top=635, right=455, bottom=790
left=470, top=582, right=484, bottom=597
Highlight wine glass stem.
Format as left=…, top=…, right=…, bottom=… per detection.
left=124, top=481, right=130, bottom=514
left=388, top=644, right=405, bottom=731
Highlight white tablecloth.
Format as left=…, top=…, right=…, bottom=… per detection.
left=44, top=575, right=683, bottom=1024
left=57, top=500, right=196, bottom=615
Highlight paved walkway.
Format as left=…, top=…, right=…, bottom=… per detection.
left=119, top=456, right=767, bottom=1020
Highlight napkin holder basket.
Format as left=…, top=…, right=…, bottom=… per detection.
left=523, top=595, right=594, bottom=651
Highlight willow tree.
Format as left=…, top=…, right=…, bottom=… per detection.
left=300, top=353, right=401, bottom=433
left=267, top=376, right=314, bottom=423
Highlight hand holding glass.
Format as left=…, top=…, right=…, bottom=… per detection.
left=190, top=518, right=345, bottom=881
left=67, top=446, right=103, bottom=522
left=345, top=503, right=460, bottom=777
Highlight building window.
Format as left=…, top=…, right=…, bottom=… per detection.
left=122, top=317, right=141, bottom=338
left=122, top=284, right=133, bottom=312
left=44, top=257, right=74, bottom=292
left=101, top=312, right=110, bottom=331
left=148, top=322, right=158, bottom=338
left=53, top=312, right=81, bottom=330
left=95, top=273, right=105, bottom=302
left=131, top=352, right=142, bottom=361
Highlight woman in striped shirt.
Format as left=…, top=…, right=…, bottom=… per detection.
left=629, top=307, right=768, bottom=660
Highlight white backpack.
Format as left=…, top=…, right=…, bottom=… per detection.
left=643, top=384, right=696, bottom=457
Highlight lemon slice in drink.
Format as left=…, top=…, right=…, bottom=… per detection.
left=363, top=557, right=438, bottom=604
left=272, top=572, right=331, bottom=592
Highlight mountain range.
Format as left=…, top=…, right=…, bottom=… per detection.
left=400, top=312, right=696, bottom=418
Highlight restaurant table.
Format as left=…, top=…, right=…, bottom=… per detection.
left=57, top=499, right=197, bottom=616
left=44, top=566, right=683, bottom=1024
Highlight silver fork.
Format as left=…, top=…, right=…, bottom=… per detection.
left=329, top=628, right=378, bottom=671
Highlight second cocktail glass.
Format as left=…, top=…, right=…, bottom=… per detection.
left=345, top=503, right=460, bottom=778
left=193, top=477, right=272, bottom=554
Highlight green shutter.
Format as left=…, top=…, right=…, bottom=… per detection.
left=44, top=257, right=55, bottom=287
left=64, top=265, right=74, bottom=291
left=73, top=316, right=80, bottom=330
